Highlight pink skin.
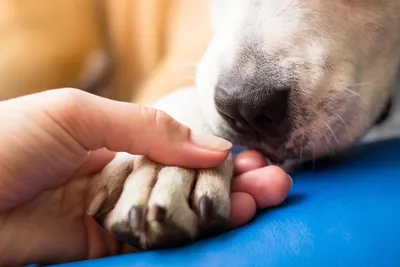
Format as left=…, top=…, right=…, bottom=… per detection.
left=229, top=150, right=292, bottom=228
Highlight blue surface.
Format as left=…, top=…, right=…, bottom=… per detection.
left=52, top=138, right=400, bottom=267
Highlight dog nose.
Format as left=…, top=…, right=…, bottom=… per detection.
left=214, top=85, right=289, bottom=134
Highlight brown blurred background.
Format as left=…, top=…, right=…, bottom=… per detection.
left=0, top=0, right=212, bottom=104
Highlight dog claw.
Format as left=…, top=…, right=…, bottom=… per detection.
left=198, top=196, right=228, bottom=236
left=111, top=222, right=141, bottom=247
left=198, top=196, right=213, bottom=224
left=147, top=205, right=167, bottom=223
left=129, top=206, right=144, bottom=231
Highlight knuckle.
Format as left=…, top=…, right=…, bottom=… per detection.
left=50, top=88, right=84, bottom=114
left=55, top=87, right=83, bottom=101
left=148, top=107, right=183, bottom=134
left=40, top=88, right=90, bottom=143
left=154, top=109, right=173, bottom=128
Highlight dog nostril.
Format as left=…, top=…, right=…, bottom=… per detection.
left=254, top=114, right=273, bottom=127
left=214, top=84, right=290, bottom=133
left=223, top=113, right=251, bottom=131
left=256, top=90, right=289, bottom=127
left=252, top=110, right=284, bottom=129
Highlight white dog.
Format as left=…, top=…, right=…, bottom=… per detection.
left=88, top=0, right=400, bottom=249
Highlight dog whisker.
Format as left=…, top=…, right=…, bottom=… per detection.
left=311, top=141, right=316, bottom=170
left=344, top=88, right=364, bottom=100
left=333, top=112, right=352, bottom=142
left=296, top=142, right=304, bottom=168
left=324, top=133, right=335, bottom=157
left=322, top=121, right=339, bottom=144
left=350, top=82, right=374, bottom=87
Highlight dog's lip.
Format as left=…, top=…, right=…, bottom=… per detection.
left=222, top=130, right=286, bottom=163
left=218, top=120, right=286, bottom=163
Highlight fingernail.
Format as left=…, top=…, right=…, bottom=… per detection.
left=190, top=132, right=232, bottom=151
left=288, top=175, right=293, bottom=189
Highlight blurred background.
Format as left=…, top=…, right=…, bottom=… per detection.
left=0, top=0, right=212, bottom=104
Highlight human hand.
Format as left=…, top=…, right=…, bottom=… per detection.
left=0, top=88, right=291, bottom=266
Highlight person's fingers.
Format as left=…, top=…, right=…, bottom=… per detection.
left=231, top=166, right=292, bottom=209
left=227, top=192, right=257, bottom=229
left=234, top=150, right=268, bottom=175
left=18, top=88, right=232, bottom=169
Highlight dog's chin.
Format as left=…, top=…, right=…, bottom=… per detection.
left=216, top=123, right=349, bottom=165
left=227, top=135, right=330, bottom=165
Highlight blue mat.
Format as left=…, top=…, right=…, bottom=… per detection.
left=45, top=138, right=400, bottom=267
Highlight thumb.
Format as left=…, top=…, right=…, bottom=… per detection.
left=33, top=88, right=232, bottom=168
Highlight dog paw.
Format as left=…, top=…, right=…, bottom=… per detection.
left=87, top=152, right=233, bottom=249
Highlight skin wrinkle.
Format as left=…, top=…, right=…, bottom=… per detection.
left=41, top=103, right=89, bottom=158
left=0, top=111, right=87, bottom=211
left=56, top=152, right=99, bottom=220
left=29, top=113, right=89, bottom=175
left=38, top=88, right=94, bottom=152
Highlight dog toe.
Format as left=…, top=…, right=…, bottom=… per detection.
left=90, top=153, right=234, bottom=249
